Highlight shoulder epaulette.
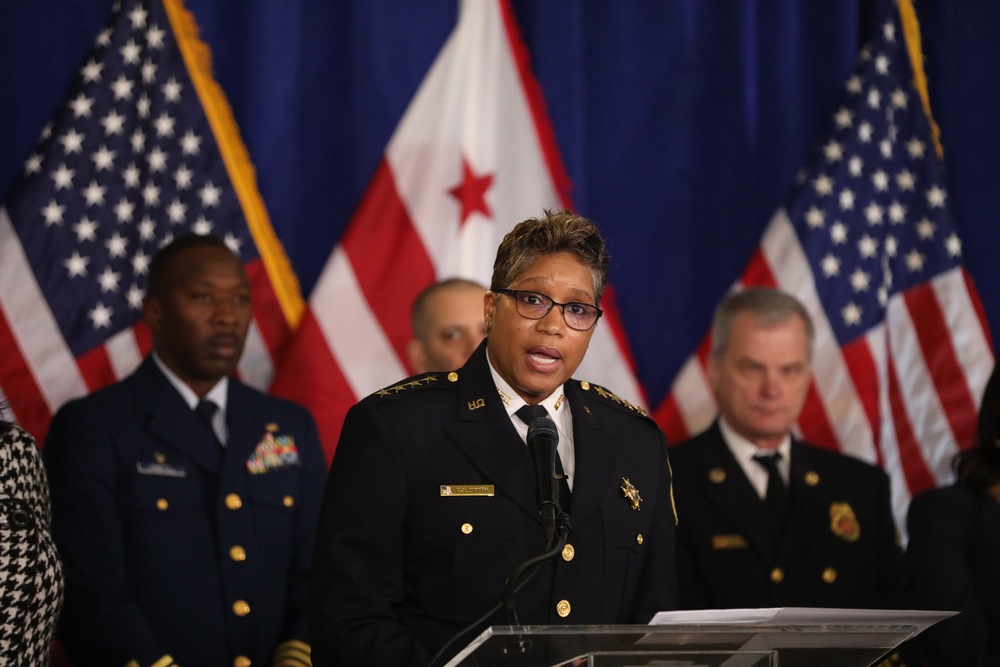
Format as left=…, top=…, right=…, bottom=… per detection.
left=373, top=371, right=458, bottom=400
left=578, top=380, right=649, bottom=417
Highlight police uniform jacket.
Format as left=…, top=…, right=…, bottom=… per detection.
left=906, top=484, right=1000, bottom=667
left=670, top=421, right=908, bottom=610
left=44, top=356, right=327, bottom=667
left=309, top=342, right=678, bottom=667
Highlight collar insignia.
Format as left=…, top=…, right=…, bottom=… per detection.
left=496, top=387, right=511, bottom=406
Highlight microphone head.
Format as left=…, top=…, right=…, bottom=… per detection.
left=526, top=416, right=559, bottom=446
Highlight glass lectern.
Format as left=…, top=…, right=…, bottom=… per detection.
left=443, top=608, right=953, bottom=667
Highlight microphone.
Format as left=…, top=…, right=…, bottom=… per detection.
left=526, top=415, right=559, bottom=544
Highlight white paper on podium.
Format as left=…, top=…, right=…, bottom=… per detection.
left=644, top=607, right=955, bottom=666
left=649, top=607, right=955, bottom=630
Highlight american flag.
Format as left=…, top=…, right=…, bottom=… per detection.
left=0, top=0, right=303, bottom=442
left=270, top=0, right=645, bottom=460
left=657, top=0, right=994, bottom=534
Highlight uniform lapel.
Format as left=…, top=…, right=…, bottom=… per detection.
left=442, top=345, right=537, bottom=518
left=225, top=381, right=263, bottom=472
left=561, top=381, right=617, bottom=525
left=698, top=426, right=781, bottom=558
left=134, top=358, right=223, bottom=473
left=780, top=441, right=826, bottom=556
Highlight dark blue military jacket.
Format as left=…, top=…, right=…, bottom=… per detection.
left=44, top=357, right=327, bottom=667
left=907, top=484, right=1000, bottom=667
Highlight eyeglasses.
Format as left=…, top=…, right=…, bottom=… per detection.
left=495, top=288, right=603, bottom=331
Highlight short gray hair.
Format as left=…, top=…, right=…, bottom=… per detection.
left=710, top=287, right=815, bottom=359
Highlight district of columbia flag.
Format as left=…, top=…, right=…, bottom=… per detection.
left=0, top=0, right=304, bottom=443
left=657, top=0, right=993, bottom=537
left=270, top=0, right=645, bottom=461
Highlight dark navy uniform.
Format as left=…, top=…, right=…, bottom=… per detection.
left=670, top=421, right=908, bottom=610
left=906, top=484, right=1000, bottom=666
left=44, top=357, right=327, bottom=667
left=309, top=343, right=678, bottom=667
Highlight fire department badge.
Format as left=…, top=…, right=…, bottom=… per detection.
left=829, top=502, right=861, bottom=542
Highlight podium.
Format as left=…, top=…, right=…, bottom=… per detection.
left=443, top=608, right=954, bottom=667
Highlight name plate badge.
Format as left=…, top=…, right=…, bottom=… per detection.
left=136, top=462, right=187, bottom=478
left=711, top=534, right=749, bottom=550
left=440, top=485, right=495, bottom=497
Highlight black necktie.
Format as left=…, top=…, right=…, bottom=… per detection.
left=515, top=404, right=571, bottom=502
left=752, top=452, right=788, bottom=520
left=195, top=399, right=223, bottom=447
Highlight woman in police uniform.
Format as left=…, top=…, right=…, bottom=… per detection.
left=310, top=211, right=678, bottom=667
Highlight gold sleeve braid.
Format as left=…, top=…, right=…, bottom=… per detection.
left=272, top=639, right=311, bottom=667
left=124, top=656, right=178, bottom=667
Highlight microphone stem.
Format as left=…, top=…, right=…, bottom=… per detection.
left=428, top=513, right=571, bottom=667
left=502, top=519, right=571, bottom=625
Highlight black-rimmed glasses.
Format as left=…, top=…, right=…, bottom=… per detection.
left=495, top=288, right=603, bottom=331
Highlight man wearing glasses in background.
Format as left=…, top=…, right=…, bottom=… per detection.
left=309, top=210, right=678, bottom=667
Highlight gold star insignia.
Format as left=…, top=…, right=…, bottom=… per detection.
left=621, top=478, right=642, bottom=510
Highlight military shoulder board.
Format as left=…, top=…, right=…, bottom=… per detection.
left=579, top=380, right=648, bottom=417
left=373, top=371, right=455, bottom=400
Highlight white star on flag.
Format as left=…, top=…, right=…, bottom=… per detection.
left=656, top=0, right=992, bottom=536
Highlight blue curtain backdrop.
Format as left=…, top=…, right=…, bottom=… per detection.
left=2, top=0, right=998, bottom=410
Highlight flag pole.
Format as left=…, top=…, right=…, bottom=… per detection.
left=161, top=0, right=305, bottom=329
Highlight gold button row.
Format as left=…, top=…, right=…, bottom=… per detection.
left=160, top=494, right=295, bottom=512
left=770, top=566, right=838, bottom=584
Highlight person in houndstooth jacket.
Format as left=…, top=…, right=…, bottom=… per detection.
left=0, top=407, right=64, bottom=663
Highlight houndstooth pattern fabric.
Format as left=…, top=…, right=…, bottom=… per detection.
left=0, top=424, right=63, bottom=665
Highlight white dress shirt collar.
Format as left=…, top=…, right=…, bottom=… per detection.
left=718, top=416, right=791, bottom=499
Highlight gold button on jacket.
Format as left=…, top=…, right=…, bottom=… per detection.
left=232, top=600, right=250, bottom=617
left=225, top=493, right=243, bottom=510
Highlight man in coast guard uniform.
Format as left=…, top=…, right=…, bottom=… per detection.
left=309, top=211, right=678, bottom=667
left=44, top=235, right=326, bottom=667
left=669, top=288, right=909, bottom=611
